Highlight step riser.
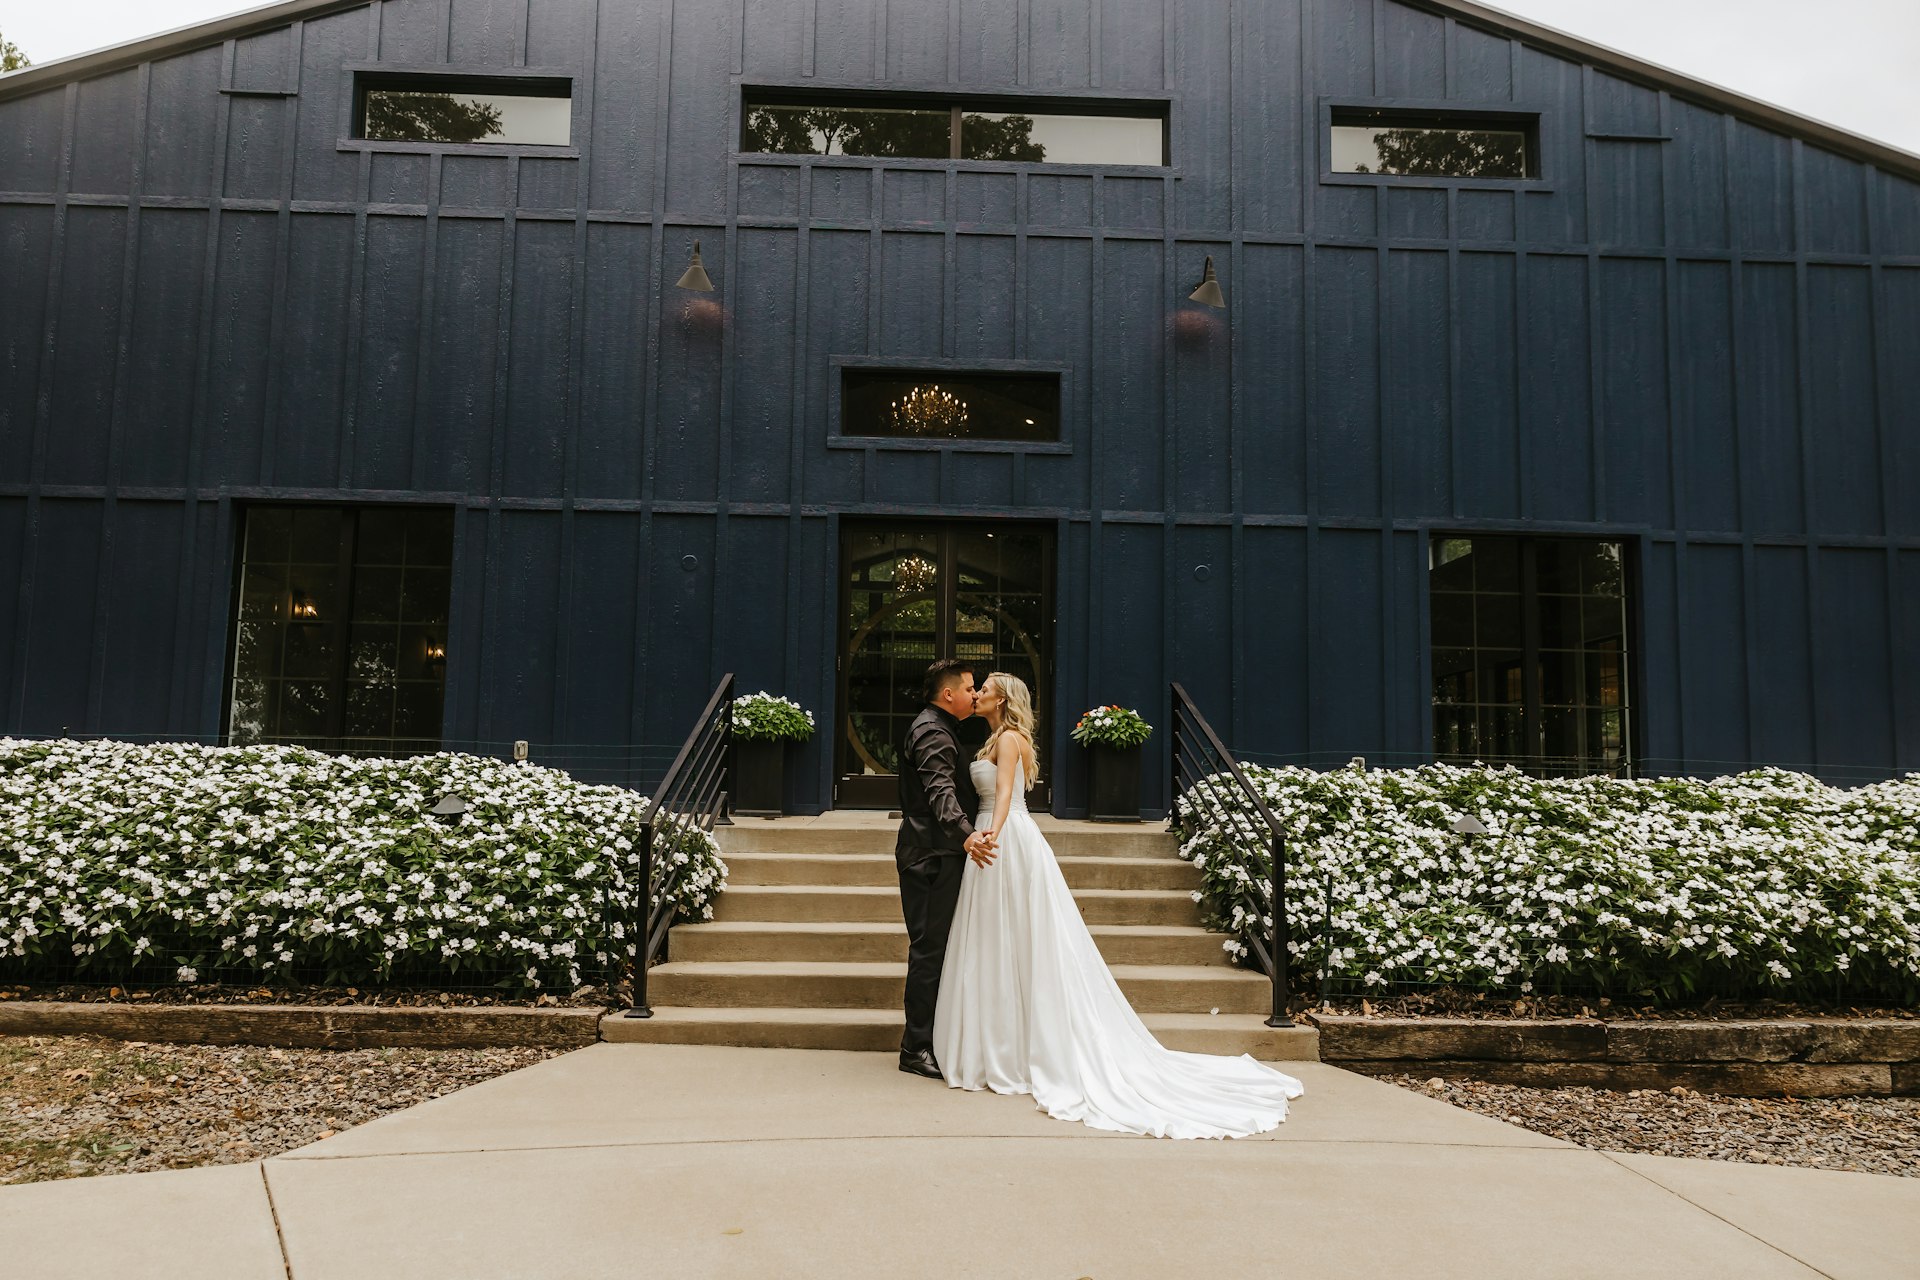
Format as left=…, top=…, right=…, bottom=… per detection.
left=723, top=856, right=1199, bottom=891
left=671, top=930, right=1233, bottom=967
left=602, top=1015, right=1314, bottom=1062
left=718, top=829, right=1178, bottom=859
left=711, top=890, right=1202, bottom=928
left=646, top=971, right=1270, bottom=1015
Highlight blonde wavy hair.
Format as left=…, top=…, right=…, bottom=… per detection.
left=976, top=672, right=1039, bottom=791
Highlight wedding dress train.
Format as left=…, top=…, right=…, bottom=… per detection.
left=932, top=759, right=1304, bottom=1138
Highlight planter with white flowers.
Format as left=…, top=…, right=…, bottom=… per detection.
left=730, top=693, right=816, bottom=816
left=1176, top=761, right=1920, bottom=1004
left=1073, top=705, right=1154, bottom=821
left=0, top=738, right=728, bottom=993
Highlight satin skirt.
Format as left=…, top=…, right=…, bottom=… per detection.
left=931, top=804, right=1305, bottom=1139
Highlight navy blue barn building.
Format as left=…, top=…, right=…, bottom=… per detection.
left=1, top=0, right=1917, bottom=813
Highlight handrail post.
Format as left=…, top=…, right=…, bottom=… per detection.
left=1167, top=683, right=1180, bottom=833
left=1267, top=829, right=1288, bottom=1027
left=715, top=675, right=735, bottom=826
left=623, top=821, right=655, bottom=1019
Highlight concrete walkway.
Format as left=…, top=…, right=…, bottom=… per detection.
left=3, top=1045, right=1916, bottom=1278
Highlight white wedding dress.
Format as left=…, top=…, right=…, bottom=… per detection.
left=932, top=758, right=1304, bottom=1138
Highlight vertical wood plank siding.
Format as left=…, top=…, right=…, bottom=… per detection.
left=1, top=0, right=1917, bottom=810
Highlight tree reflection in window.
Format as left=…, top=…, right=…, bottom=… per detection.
left=365, top=92, right=504, bottom=144
left=1333, top=116, right=1532, bottom=179
left=744, top=96, right=1162, bottom=165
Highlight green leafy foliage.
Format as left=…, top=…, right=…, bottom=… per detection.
left=0, top=32, right=28, bottom=74
left=731, top=693, right=816, bottom=744
left=1177, top=763, right=1920, bottom=1003
left=1071, top=705, right=1153, bottom=750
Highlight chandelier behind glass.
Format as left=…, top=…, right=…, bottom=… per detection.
left=893, top=554, right=938, bottom=594
left=890, top=384, right=969, bottom=436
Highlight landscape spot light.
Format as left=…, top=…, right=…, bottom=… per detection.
left=431, top=794, right=469, bottom=825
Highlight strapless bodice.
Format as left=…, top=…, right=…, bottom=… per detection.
left=969, top=758, right=1029, bottom=814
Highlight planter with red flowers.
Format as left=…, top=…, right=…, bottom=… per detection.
left=1072, top=705, right=1153, bottom=821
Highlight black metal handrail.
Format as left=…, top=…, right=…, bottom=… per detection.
left=624, top=673, right=734, bottom=1019
left=1168, top=683, right=1289, bottom=1026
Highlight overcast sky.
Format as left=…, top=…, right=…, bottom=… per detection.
left=4, top=0, right=1916, bottom=155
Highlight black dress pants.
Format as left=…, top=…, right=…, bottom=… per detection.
left=897, top=848, right=965, bottom=1056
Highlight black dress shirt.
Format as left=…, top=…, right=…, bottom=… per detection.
left=895, top=704, right=980, bottom=858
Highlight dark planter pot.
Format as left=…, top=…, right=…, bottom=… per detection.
left=1086, top=743, right=1144, bottom=822
left=733, top=738, right=788, bottom=816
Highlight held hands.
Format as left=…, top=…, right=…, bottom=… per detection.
left=966, top=829, right=999, bottom=868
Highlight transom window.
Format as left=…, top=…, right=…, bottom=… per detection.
left=354, top=74, right=573, bottom=146
left=227, top=506, right=455, bottom=755
left=841, top=369, right=1061, bottom=443
left=744, top=92, right=1166, bottom=166
left=1332, top=108, right=1534, bottom=179
left=1430, top=535, right=1632, bottom=776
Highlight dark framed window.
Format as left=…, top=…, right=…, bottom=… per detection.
left=1332, top=108, right=1535, bottom=179
left=840, top=369, right=1062, bottom=443
left=354, top=74, right=573, bottom=146
left=1430, top=535, right=1632, bottom=776
left=743, top=91, right=1166, bottom=166
left=227, top=506, right=455, bottom=756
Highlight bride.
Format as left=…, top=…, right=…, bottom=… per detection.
left=931, top=672, right=1305, bottom=1138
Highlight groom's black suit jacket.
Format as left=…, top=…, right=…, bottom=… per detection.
left=895, top=704, right=979, bottom=864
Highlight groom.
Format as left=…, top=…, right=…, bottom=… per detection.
left=895, top=658, right=997, bottom=1079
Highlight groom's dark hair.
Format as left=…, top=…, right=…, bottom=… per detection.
left=922, top=658, right=974, bottom=705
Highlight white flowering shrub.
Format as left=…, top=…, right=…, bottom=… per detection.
left=0, top=739, right=727, bottom=991
left=1177, top=763, right=1920, bottom=1003
left=731, top=693, right=816, bottom=744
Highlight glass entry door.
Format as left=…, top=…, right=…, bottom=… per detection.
left=836, top=522, right=1054, bottom=809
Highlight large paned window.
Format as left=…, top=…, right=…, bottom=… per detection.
left=227, top=507, right=455, bottom=755
left=1331, top=108, right=1534, bottom=179
left=354, top=74, right=573, bottom=146
left=743, top=93, right=1166, bottom=165
left=840, top=368, right=1061, bottom=443
left=1430, top=536, right=1632, bottom=776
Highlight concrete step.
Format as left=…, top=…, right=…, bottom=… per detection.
left=721, top=851, right=1199, bottom=891
left=601, top=1006, right=1319, bottom=1061
left=718, top=822, right=1177, bottom=859
left=645, top=961, right=1272, bottom=1015
left=710, top=885, right=1203, bottom=927
left=670, top=921, right=1236, bottom=967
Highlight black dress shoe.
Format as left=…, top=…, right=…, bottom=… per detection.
left=898, top=1048, right=943, bottom=1079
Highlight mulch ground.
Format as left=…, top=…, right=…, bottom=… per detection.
left=1388, top=1074, right=1920, bottom=1178
left=0, top=1035, right=562, bottom=1185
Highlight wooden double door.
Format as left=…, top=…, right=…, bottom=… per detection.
left=835, top=521, right=1054, bottom=809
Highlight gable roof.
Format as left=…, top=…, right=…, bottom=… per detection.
left=3, top=0, right=1917, bottom=180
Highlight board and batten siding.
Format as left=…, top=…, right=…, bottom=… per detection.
left=0, top=0, right=1917, bottom=810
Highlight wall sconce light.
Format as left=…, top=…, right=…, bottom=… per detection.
left=1188, top=255, right=1226, bottom=309
left=676, top=240, right=715, bottom=292
left=424, top=635, right=447, bottom=669
left=291, top=591, right=320, bottom=620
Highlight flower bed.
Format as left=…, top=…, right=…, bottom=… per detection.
left=1176, top=764, right=1920, bottom=1003
left=0, top=739, right=727, bottom=993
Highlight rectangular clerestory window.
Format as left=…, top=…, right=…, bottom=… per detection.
left=1331, top=107, right=1536, bottom=179
left=354, top=73, right=574, bottom=146
left=743, top=91, right=1167, bottom=166
left=840, top=368, right=1062, bottom=443
left=1430, top=535, right=1633, bottom=777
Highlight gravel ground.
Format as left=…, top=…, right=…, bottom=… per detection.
left=0, top=1035, right=563, bottom=1185
left=1388, top=1074, right=1920, bottom=1178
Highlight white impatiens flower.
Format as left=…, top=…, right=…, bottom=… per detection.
left=1176, top=761, right=1920, bottom=1002
left=0, top=738, right=729, bottom=993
